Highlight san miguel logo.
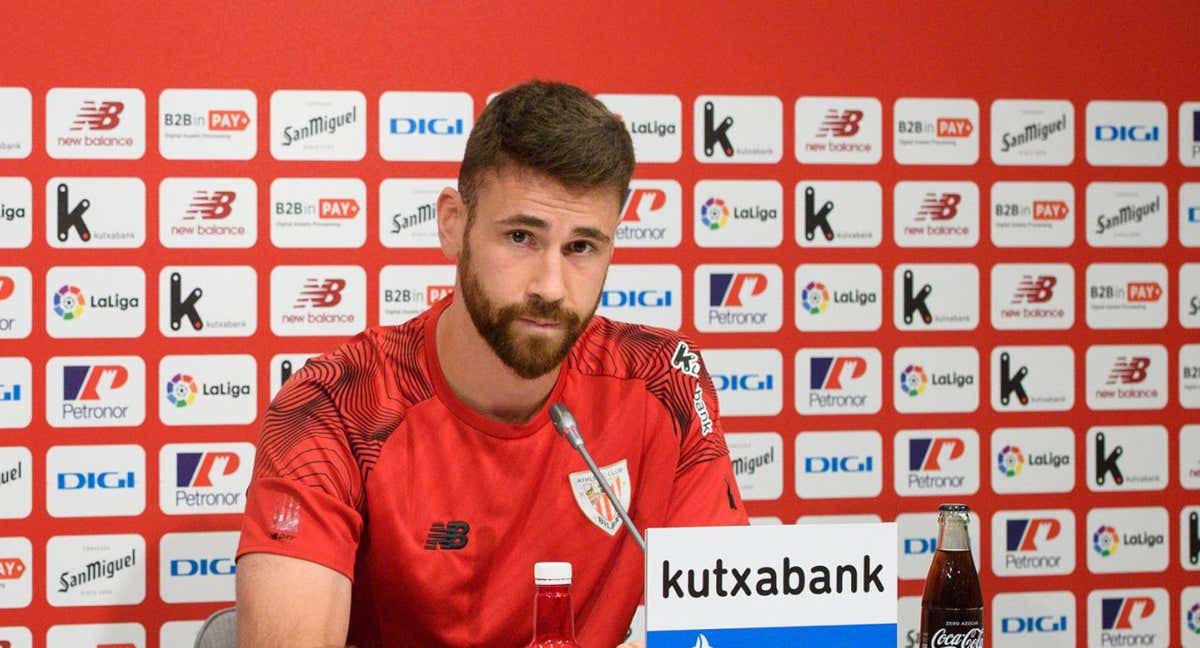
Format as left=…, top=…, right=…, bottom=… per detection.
left=568, top=459, right=632, bottom=535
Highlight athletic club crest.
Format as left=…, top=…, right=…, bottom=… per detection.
left=568, top=459, right=633, bottom=535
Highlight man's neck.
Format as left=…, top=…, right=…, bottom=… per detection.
left=434, top=298, right=561, bottom=425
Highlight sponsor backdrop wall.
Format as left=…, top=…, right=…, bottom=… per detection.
left=0, top=3, right=1197, bottom=647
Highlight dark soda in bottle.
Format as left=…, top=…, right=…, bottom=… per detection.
left=529, top=562, right=582, bottom=647
left=920, top=503, right=983, bottom=648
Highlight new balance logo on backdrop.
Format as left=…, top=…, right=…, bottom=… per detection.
left=1013, top=275, right=1056, bottom=303
left=917, top=193, right=960, bottom=221
left=817, top=109, right=863, bottom=137
left=186, top=191, right=236, bottom=220
left=1107, top=357, right=1150, bottom=384
left=70, top=101, right=124, bottom=131
left=295, top=278, right=346, bottom=308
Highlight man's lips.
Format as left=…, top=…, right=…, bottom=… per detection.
left=518, top=317, right=562, bottom=329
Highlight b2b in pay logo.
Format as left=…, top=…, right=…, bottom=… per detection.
left=990, top=181, right=1074, bottom=248
left=1086, top=263, right=1167, bottom=329
left=158, top=88, right=256, bottom=160
left=270, top=178, right=366, bottom=248
left=893, top=98, right=979, bottom=165
left=379, top=265, right=455, bottom=325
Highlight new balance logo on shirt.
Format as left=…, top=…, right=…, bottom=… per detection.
left=425, top=521, right=470, bottom=550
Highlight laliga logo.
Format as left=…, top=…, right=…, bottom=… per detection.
left=1188, top=602, right=1200, bottom=634
left=166, top=373, right=198, bottom=408
left=70, top=100, right=124, bottom=131
left=53, top=284, right=85, bottom=320
left=899, top=364, right=928, bottom=396
left=699, top=197, right=730, bottom=230
left=816, top=109, right=863, bottom=137
left=1092, top=525, right=1119, bottom=557
left=996, top=445, right=1024, bottom=477
left=800, top=281, right=830, bottom=314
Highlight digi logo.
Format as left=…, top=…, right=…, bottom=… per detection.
left=185, top=191, right=236, bottom=220
left=63, top=365, right=128, bottom=400
left=997, top=445, right=1024, bottom=477
left=810, top=356, right=866, bottom=390
left=52, top=284, right=85, bottom=320
left=165, top=374, right=197, bottom=408
left=816, top=109, right=863, bottom=137
left=1101, top=597, right=1154, bottom=629
left=1013, top=275, right=1056, bottom=304
left=909, top=437, right=965, bottom=471
left=176, top=452, right=239, bottom=488
left=899, top=364, right=928, bottom=396
left=1093, top=525, right=1120, bottom=557
left=917, top=193, right=961, bottom=221
left=1006, top=518, right=1062, bottom=552
left=1107, top=357, right=1150, bottom=385
left=621, top=188, right=667, bottom=223
left=295, top=278, right=345, bottom=308
left=709, top=273, right=767, bottom=307
left=70, top=101, right=124, bottom=131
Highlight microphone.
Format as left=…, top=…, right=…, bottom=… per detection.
left=549, top=402, right=646, bottom=553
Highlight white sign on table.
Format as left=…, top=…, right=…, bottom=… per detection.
left=645, top=523, right=898, bottom=647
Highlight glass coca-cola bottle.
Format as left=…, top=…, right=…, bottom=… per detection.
left=920, top=504, right=983, bottom=648
left=529, top=561, right=581, bottom=647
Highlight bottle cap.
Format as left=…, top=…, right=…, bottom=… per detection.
left=534, top=561, right=572, bottom=585
left=938, top=503, right=970, bottom=514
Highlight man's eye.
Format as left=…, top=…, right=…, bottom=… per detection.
left=568, top=240, right=595, bottom=254
left=509, top=231, right=529, bottom=244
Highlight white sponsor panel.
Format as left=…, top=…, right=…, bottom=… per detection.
left=1180, top=506, right=1199, bottom=572
left=269, top=353, right=319, bottom=398
left=160, top=531, right=239, bottom=603
left=1086, top=507, right=1169, bottom=574
left=990, top=263, right=1074, bottom=330
left=794, top=430, right=881, bottom=499
left=158, top=266, right=257, bottom=338
left=159, top=354, right=256, bottom=426
left=794, top=96, right=882, bottom=164
left=45, top=87, right=145, bottom=159
left=0, top=626, right=32, bottom=648
left=893, top=98, right=979, bottom=165
left=270, top=178, right=366, bottom=248
left=0, top=537, right=31, bottom=608
left=46, top=444, right=145, bottom=518
left=727, top=432, right=782, bottom=501
left=598, top=264, right=680, bottom=329
left=991, top=427, right=1074, bottom=495
left=893, top=346, right=979, bottom=414
left=0, top=266, right=31, bottom=339
left=379, top=178, right=451, bottom=248
left=1181, top=102, right=1200, bottom=167
left=0, top=87, right=32, bottom=159
left=1087, top=588, right=1168, bottom=648
left=598, top=93, right=682, bottom=163
left=0, top=176, right=33, bottom=249
left=1183, top=425, right=1200, bottom=490
left=1182, top=182, right=1200, bottom=247
left=1086, top=344, right=1168, bottom=410
left=794, top=264, right=881, bottom=332
left=992, top=591, right=1076, bottom=648
left=750, top=517, right=783, bottom=526
left=1182, top=585, right=1200, bottom=647
left=893, top=429, right=980, bottom=496
left=270, top=90, right=365, bottom=161
left=159, top=177, right=257, bottom=248
left=379, top=265, right=455, bottom=325
left=990, top=346, right=1074, bottom=412
left=693, top=95, right=783, bottom=164
left=1183, top=344, right=1200, bottom=409
left=694, top=264, right=782, bottom=333
left=158, top=88, right=257, bottom=160
left=701, top=349, right=782, bottom=417
left=1183, top=263, right=1200, bottom=328
left=0, top=446, right=32, bottom=518
left=160, top=443, right=255, bottom=515
left=160, top=621, right=204, bottom=647
left=0, top=358, right=31, bottom=429
left=379, top=91, right=472, bottom=161
left=796, top=514, right=882, bottom=525
left=990, top=181, right=1074, bottom=247
left=795, top=348, right=881, bottom=415
left=616, top=179, right=682, bottom=248
left=1086, top=100, right=1167, bottom=166
left=46, top=266, right=145, bottom=339
left=45, top=356, right=146, bottom=428
left=46, top=534, right=146, bottom=606
left=45, top=177, right=145, bottom=248
left=893, top=181, right=979, bottom=247
left=896, top=511, right=980, bottom=581
left=1085, top=263, right=1167, bottom=329
left=693, top=180, right=782, bottom=247
left=270, top=265, right=366, bottom=336
left=897, top=595, right=920, bottom=648
left=47, top=623, right=145, bottom=648
left=990, top=509, right=1076, bottom=576
left=1086, top=182, right=1168, bottom=247
left=893, top=264, right=979, bottom=331
left=990, top=99, right=1074, bottom=166
left=795, top=180, right=882, bottom=247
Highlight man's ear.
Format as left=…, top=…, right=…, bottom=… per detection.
left=437, top=187, right=467, bottom=261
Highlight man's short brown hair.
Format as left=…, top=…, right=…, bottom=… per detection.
left=458, top=80, right=635, bottom=212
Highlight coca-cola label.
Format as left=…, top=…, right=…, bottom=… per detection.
left=929, top=627, right=983, bottom=647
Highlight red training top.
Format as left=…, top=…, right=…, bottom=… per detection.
left=236, top=296, right=748, bottom=647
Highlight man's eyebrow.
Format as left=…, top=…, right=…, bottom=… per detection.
left=496, top=213, right=613, bottom=245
